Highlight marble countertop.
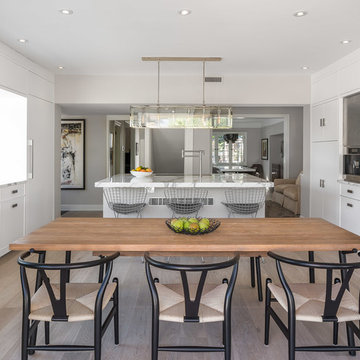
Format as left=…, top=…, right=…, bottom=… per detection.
left=95, top=173, right=273, bottom=188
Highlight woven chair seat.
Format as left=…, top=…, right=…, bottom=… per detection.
left=268, top=282, right=360, bottom=323
left=155, top=282, right=227, bottom=323
left=29, top=282, right=117, bottom=322
left=222, top=202, right=260, bottom=215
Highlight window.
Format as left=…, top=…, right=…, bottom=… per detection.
left=212, top=132, right=246, bottom=166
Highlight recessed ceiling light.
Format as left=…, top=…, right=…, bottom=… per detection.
left=18, top=39, right=28, bottom=43
left=58, top=66, right=64, bottom=70
left=179, top=9, right=191, bottom=16
left=294, top=11, right=307, bottom=17
left=301, top=66, right=309, bottom=70
left=341, top=40, right=351, bottom=45
left=59, top=9, right=73, bottom=15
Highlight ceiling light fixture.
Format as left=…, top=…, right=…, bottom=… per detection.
left=130, top=57, right=232, bottom=129
left=341, top=40, right=351, bottom=44
left=58, top=66, right=64, bottom=70
left=301, top=66, right=309, bottom=70
left=294, top=11, right=307, bottom=17
left=18, top=39, right=28, bottom=43
left=179, top=9, right=191, bottom=16
left=59, top=9, right=73, bottom=15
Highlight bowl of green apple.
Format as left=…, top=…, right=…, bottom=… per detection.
left=165, top=217, right=221, bottom=235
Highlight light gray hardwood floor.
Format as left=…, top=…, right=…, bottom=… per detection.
left=1, top=250, right=359, bottom=360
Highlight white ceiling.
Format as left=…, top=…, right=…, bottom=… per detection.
left=1, top=0, right=359, bottom=75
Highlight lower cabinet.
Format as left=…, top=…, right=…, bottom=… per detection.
left=340, top=183, right=360, bottom=235
left=0, top=183, right=25, bottom=257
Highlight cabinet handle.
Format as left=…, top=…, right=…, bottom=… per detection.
left=11, top=189, right=18, bottom=194
left=12, top=203, right=18, bottom=208
left=347, top=203, right=353, bottom=208
left=323, top=118, right=326, bottom=127
left=320, top=118, right=323, bottom=127
left=347, top=189, right=354, bottom=194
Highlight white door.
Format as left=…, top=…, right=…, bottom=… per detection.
left=322, top=100, right=339, bottom=142
left=321, top=141, right=340, bottom=225
left=26, top=96, right=55, bottom=233
left=311, top=104, right=324, bottom=142
left=310, top=142, right=324, bottom=217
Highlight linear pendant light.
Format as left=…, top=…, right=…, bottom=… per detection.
left=130, top=57, right=232, bottom=129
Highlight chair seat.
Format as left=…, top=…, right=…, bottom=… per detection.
left=222, top=202, right=260, bottom=215
left=155, top=283, right=227, bottom=323
left=268, top=282, right=360, bottom=323
left=29, top=282, right=117, bottom=322
left=283, top=185, right=299, bottom=201
left=274, top=184, right=291, bottom=194
left=111, top=202, right=146, bottom=214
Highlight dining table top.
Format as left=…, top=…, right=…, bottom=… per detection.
left=9, top=217, right=360, bottom=255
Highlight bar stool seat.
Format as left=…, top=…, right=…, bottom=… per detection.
left=156, top=282, right=227, bottom=323
left=29, top=282, right=117, bottom=322
left=268, top=282, right=360, bottom=323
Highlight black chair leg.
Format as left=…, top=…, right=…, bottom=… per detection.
left=21, top=314, right=29, bottom=360
left=264, top=279, right=272, bottom=345
left=224, top=317, right=231, bottom=360
left=256, top=256, right=263, bottom=302
left=94, top=314, right=102, bottom=360
left=308, top=251, right=315, bottom=283
left=346, top=322, right=356, bottom=356
left=44, top=322, right=50, bottom=345
left=151, top=312, right=159, bottom=360
left=288, top=312, right=296, bottom=360
left=113, top=278, right=119, bottom=345
left=333, top=321, right=338, bottom=345
left=250, top=257, right=255, bottom=288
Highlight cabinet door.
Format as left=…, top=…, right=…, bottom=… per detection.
left=311, top=104, right=323, bottom=142
left=310, top=142, right=324, bottom=217
left=26, top=96, right=55, bottom=233
left=321, top=141, right=340, bottom=225
left=322, top=99, right=339, bottom=141
left=0, top=197, right=25, bottom=256
left=341, top=196, right=360, bottom=235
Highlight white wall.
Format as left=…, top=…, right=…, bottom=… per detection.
left=61, top=115, right=107, bottom=210
left=0, top=41, right=57, bottom=233
left=55, top=74, right=310, bottom=105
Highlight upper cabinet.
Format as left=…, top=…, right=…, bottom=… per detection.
left=311, top=99, right=339, bottom=142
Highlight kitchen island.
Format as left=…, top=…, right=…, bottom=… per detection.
left=95, top=173, right=273, bottom=218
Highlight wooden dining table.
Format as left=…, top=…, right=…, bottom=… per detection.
left=9, top=217, right=360, bottom=255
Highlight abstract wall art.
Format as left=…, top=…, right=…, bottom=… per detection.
left=61, top=119, right=85, bottom=189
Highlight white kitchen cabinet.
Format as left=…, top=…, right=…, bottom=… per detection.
left=26, top=96, right=55, bottom=233
left=0, top=184, right=25, bottom=256
left=341, top=196, right=360, bottom=235
left=310, top=141, right=340, bottom=225
left=311, top=99, right=339, bottom=142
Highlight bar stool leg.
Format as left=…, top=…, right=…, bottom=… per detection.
left=256, top=256, right=263, bottom=302
left=250, top=257, right=255, bottom=288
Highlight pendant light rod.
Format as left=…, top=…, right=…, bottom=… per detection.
left=202, top=61, right=206, bottom=106
left=157, top=60, right=160, bottom=106
left=142, top=56, right=222, bottom=62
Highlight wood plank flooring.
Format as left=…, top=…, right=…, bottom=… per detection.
left=1, top=250, right=359, bottom=360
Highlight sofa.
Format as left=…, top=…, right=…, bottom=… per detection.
left=272, top=173, right=301, bottom=215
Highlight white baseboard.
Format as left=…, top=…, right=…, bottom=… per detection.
left=61, top=204, right=103, bottom=211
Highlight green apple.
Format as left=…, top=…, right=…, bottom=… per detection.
left=199, top=221, right=209, bottom=232
left=188, top=218, right=199, bottom=224
left=172, top=219, right=184, bottom=232
left=183, top=221, right=191, bottom=231
left=189, top=223, right=200, bottom=234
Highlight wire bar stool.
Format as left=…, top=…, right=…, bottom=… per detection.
left=164, top=188, right=208, bottom=217
left=104, top=187, right=147, bottom=218
left=222, top=188, right=266, bottom=302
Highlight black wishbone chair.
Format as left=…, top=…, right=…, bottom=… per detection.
left=18, top=250, right=120, bottom=360
left=145, top=253, right=239, bottom=360
left=265, top=251, right=360, bottom=360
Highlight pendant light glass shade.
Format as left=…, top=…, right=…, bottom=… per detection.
left=130, top=105, right=232, bottom=129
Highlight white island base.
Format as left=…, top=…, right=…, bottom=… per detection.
left=95, top=174, right=273, bottom=219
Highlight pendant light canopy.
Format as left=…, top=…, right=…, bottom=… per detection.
left=130, top=57, right=232, bottom=129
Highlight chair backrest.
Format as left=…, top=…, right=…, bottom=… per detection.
left=251, top=163, right=264, bottom=178
left=18, top=251, right=119, bottom=321
left=104, top=187, right=147, bottom=205
left=268, top=251, right=360, bottom=322
left=164, top=188, right=208, bottom=204
left=145, top=254, right=239, bottom=322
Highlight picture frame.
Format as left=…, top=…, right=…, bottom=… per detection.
left=61, top=119, right=85, bottom=190
left=261, top=138, right=268, bottom=160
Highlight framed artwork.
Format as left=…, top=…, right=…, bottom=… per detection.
left=261, top=138, right=268, bottom=160
left=61, top=119, right=85, bottom=189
